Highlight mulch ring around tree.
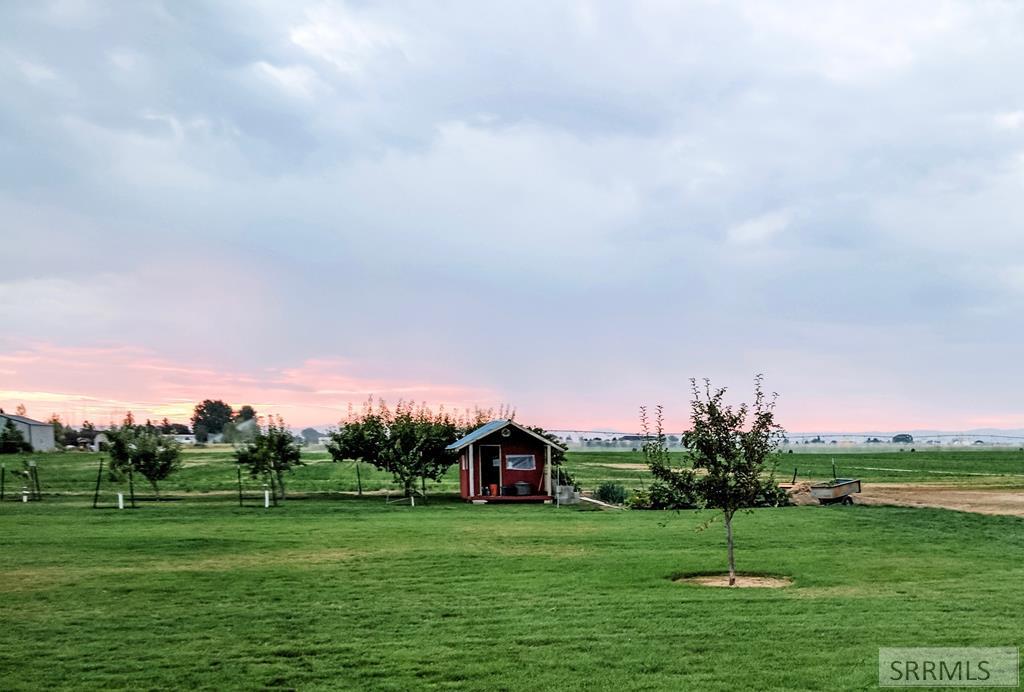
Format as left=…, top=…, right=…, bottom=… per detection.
left=672, top=572, right=793, bottom=588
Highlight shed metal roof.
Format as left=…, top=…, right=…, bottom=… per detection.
left=446, top=419, right=567, bottom=452
left=0, top=412, right=48, bottom=426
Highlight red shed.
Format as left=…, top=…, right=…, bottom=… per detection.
left=447, top=420, right=566, bottom=503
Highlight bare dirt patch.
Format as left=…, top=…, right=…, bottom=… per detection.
left=675, top=574, right=793, bottom=588
left=595, top=462, right=649, bottom=470
left=858, top=485, right=1024, bottom=517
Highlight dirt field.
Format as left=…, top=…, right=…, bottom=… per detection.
left=857, top=484, right=1024, bottom=517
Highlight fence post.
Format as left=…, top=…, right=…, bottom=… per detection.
left=118, top=492, right=124, bottom=510
left=128, top=464, right=136, bottom=509
left=237, top=466, right=243, bottom=507
left=92, top=457, right=104, bottom=509
left=29, top=461, right=40, bottom=500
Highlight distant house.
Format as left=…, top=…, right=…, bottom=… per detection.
left=0, top=413, right=56, bottom=451
left=446, top=420, right=566, bottom=503
left=169, top=434, right=197, bottom=446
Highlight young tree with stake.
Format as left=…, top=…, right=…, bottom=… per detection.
left=235, top=417, right=303, bottom=500
left=685, top=375, right=785, bottom=586
left=107, top=420, right=182, bottom=498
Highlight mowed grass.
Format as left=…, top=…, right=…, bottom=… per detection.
left=567, top=449, right=1024, bottom=489
left=1, top=497, right=1023, bottom=690
left=8, top=447, right=1024, bottom=500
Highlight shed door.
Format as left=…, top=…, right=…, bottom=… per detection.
left=479, top=444, right=501, bottom=493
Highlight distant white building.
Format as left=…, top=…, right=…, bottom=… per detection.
left=0, top=412, right=56, bottom=451
left=169, top=434, right=197, bottom=446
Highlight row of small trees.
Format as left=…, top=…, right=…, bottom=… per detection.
left=96, top=401, right=539, bottom=500
left=102, top=416, right=302, bottom=499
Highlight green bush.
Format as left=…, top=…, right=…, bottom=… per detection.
left=595, top=481, right=627, bottom=505
left=626, top=482, right=699, bottom=510
left=626, top=488, right=651, bottom=509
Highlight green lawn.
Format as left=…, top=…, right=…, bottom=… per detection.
left=5, top=447, right=1024, bottom=502
left=567, top=449, right=1024, bottom=489
left=1, top=497, right=1022, bottom=689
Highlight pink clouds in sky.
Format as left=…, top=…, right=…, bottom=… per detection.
left=0, top=343, right=497, bottom=428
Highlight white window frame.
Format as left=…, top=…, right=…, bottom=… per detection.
left=506, top=454, right=536, bottom=471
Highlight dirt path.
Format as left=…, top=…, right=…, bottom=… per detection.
left=857, top=485, right=1024, bottom=517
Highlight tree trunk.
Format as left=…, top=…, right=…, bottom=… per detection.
left=725, top=511, right=736, bottom=586
left=275, top=470, right=286, bottom=499
left=150, top=479, right=160, bottom=499
left=404, top=477, right=415, bottom=498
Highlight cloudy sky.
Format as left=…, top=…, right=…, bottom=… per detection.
left=2, top=1, right=1023, bottom=432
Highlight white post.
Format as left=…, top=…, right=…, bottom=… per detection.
left=22, top=489, right=29, bottom=503
left=468, top=444, right=475, bottom=497
left=544, top=446, right=552, bottom=495
left=264, top=489, right=270, bottom=508
left=117, top=492, right=124, bottom=510
left=410, top=495, right=415, bottom=508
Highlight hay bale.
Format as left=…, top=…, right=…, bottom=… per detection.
left=786, top=481, right=817, bottom=506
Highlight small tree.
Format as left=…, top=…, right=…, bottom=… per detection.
left=685, top=375, right=784, bottom=586
left=0, top=418, right=32, bottom=454
left=107, top=423, right=182, bottom=497
left=49, top=414, right=67, bottom=449
left=638, top=405, right=697, bottom=509
left=235, top=417, right=303, bottom=499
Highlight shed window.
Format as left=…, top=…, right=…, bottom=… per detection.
left=506, top=454, right=536, bottom=471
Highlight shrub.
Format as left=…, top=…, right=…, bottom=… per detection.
left=626, top=489, right=651, bottom=509
left=595, top=481, right=627, bottom=505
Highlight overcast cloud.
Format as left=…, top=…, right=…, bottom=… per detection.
left=2, top=1, right=1023, bottom=431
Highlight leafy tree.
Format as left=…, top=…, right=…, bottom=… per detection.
left=15, top=403, right=27, bottom=417
left=327, top=401, right=458, bottom=497
left=191, top=400, right=234, bottom=440
left=300, top=427, right=323, bottom=446
left=0, top=418, right=32, bottom=454
left=327, top=400, right=522, bottom=497
left=685, top=375, right=784, bottom=586
left=235, top=417, right=303, bottom=499
left=236, top=405, right=257, bottom=422
left=107, top=422, right=182, bottom=497
left=328, top=400, right=470, bottom=497
left=193, top=423, right=209, bottom=443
